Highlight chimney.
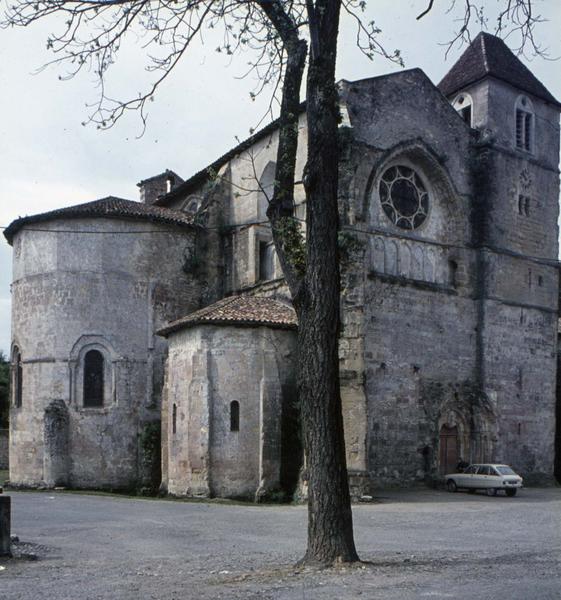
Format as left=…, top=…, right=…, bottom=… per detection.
left=137, top=170, right=184, bottom=205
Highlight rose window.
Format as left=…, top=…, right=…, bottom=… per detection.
left=379, top=166, right=429, bottom=230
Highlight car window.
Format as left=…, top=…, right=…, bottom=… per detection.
left=489, top=468, right=500, bottom=476
left=477, top=466, right=490, bottom=475
left=464, top=465, right=478, bottom=474
left=496, top=466, right=516, bottom=475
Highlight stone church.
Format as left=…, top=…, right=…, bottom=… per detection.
left=4, top=33, right=561, bottom=498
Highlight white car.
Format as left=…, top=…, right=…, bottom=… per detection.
left=445, top=464, right=523, bottom=497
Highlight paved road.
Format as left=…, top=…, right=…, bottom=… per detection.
left=1, top=487, right=560, bottom=599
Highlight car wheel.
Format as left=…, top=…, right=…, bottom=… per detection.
left=486, top=488, right=496, bottom=497
left=505, top=489, right=517, bottom=497
left=446, top=479, right=457, bottom=493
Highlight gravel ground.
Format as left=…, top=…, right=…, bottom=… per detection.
left=1, top=487, right=560, bottom=599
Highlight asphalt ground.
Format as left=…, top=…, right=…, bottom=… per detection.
left=1, top=486, right=560, bottom=599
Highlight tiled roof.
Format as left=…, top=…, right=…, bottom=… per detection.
left=3, top=196, right=196, bottom=244
left=438, top=32, right=561, bottom=108
left=158, top=295, right=298, bottom=336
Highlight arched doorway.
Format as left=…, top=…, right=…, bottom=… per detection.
left=439, top=424, right=458, bottom=475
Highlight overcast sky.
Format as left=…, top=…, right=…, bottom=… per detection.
left=1, top=0, right=560, bottom=357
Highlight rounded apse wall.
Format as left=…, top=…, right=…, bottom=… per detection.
left=9, top=216, right=199, bottom=489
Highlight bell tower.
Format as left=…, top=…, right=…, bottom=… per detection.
left=438, top=34, right=561, bottom=483
left=439, top=32, right=561, bottom=256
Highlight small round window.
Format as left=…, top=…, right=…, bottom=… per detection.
left=379, top=165, right=429, bottom=230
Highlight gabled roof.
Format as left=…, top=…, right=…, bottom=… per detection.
left=157, top=295, right=297, bottom=336
left=438, top=32, right=561, bottom=108
left=155, top=102, right=307, bottom=207
left=3, top=196, right=196, bottom=244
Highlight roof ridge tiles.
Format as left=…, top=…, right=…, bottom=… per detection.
left=3, top=196, right=196, bottom=244
left=157, top=295, right=298, bottom=336
left=480, top=33, right=489, bottom=72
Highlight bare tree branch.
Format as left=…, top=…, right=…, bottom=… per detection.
left=1, top=0, right=308, bottom=130
left=417, top=0, right=435, bottom=21
left=255, top=0, right=307, bottom=299
left=413, top=0, right=548, bottom=59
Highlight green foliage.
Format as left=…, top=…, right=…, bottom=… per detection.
left=140, top=421, right=161, bottom=460
left=338, top=230, right=364, bottom=264
left=139, top=420, right=161, bottom=494
left=0, top=351, right=9, bottom=429
left=273, top=216, right=306, bottom=276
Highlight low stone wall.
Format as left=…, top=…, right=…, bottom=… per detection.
left=0, top=429, right=8, bottom=470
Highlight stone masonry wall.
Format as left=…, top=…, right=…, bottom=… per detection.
left=160, top=66, right=559, bottom=491
left=0, top=430, right=8, bottom=470
left=481, top=301, right=557, bottom=482
left=163, top=324, right=297, bottom=499
left=9, top=217, right=200, bottom=489
left=473, top=77, right=560, bottom=483
left=164, top=114, right=308, bottom=296
left=337, top=70, right=480, bottom=486
left=337, top=67, right=560, bottom=485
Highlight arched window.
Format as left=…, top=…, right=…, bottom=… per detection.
left=515, top=96, right=534, bottom=153
left=258, top=240, right=275, bottom=281
left=13, top=346, right=22, bottom=408
left=69, top=336, right=116, bottom=409
left=257, top=161, right=276, bottom=221
left=83, top=349, right=104, bottom=407
left=452, top=93, right=473, bottom=126
left=230, top=401, right=240, bottom=432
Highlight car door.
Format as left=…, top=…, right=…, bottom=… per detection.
left=488, top=466, right=501, bottom=487
left=476, top=465, right=491, bottom=489
left=458, top=464, right=478, bottom=487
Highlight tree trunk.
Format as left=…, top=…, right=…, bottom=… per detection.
left=298, top=0, right=359, bottom=565
left=257, top=0, right=307, bottom=297
left=257, top=0, right=358, bottom=565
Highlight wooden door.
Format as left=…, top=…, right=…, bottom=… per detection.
left=439, top=425, right=458, bottom=475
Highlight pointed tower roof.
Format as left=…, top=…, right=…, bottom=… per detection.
left=438, top=32, right=561, bottom=108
